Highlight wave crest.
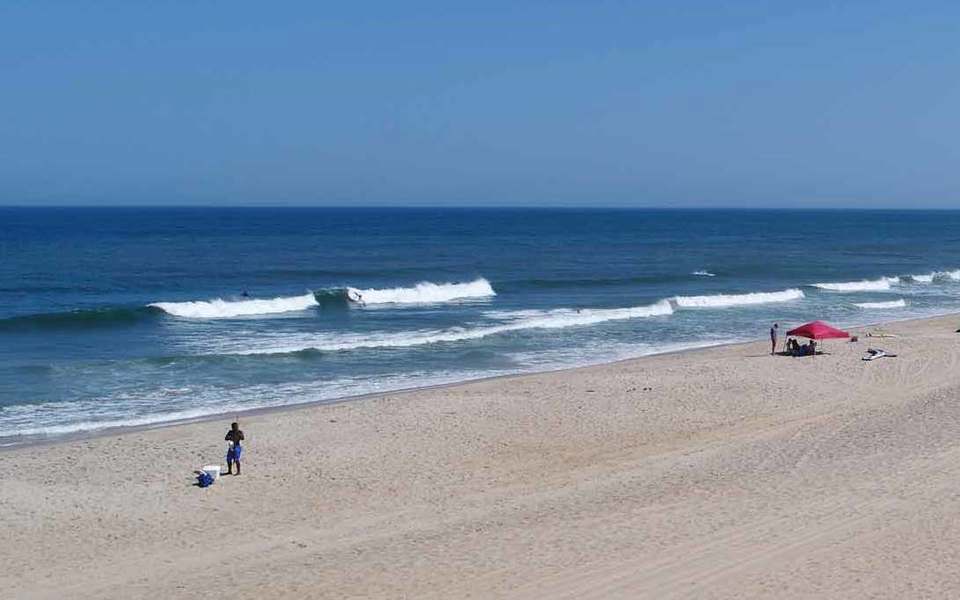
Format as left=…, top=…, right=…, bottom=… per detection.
left=854, top=299, right=907, bottom=309
left=812, top=277, right=899, bottom=292
left=672, top=288, right=804, bottom=308
left=909, top=270, right=960, bottom=284
left=0, top=307, right=151, bottom=331
left=221, top=300, right=673, bottom=355
left=149, top=293, right=318, bottom=319
left=346, top=278, right=495, bottom=305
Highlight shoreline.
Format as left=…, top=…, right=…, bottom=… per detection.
left=5, top=310, right=960, bottom=598
left=0, top=337, right=739, bottom=451
left=4, top=310, right=954, bottom=451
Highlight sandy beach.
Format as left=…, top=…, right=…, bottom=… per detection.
left=4, top=314, right=960, bottom=598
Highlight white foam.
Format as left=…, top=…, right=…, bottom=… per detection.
left=347, top=278, right=495, bottom=305
left=908, top=270, right=960, bottom=283
left=1, top=335, right=740, bottom=440
left=913, top=270, right=960, bottom=283
left=672, top=288, right=804, bottom=308
left=854, top=299, right=907, bottom=309
left=224, top=300, right=674, bottom=355
left=0, top=373, right=499, bottom=439
left=812, top=277, right=900, bottom=292
left=149, top=293, right=318, bottom=319
left=488, top=301, right=675, bottom=326
left=691, top=270, right=716, bottom=277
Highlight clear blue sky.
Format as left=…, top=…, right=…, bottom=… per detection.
left=3, top=1, right=959, bottom=207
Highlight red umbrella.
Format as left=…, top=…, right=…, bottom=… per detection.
left=786, top=320, right=850, bottom=340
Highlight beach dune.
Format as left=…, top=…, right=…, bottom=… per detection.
left=4, top=315, right=960, bottom=598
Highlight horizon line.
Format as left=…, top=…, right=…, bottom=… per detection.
left=2, top=204, right=960, bottom=211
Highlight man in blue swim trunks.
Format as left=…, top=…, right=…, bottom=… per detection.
left=225, top=421, right=245, bottom=475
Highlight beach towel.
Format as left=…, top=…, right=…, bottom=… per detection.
left=863, top=348, right=897, bottom=361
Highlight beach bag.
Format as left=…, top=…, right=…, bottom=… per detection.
left=197, top=471, right=215, bottom=488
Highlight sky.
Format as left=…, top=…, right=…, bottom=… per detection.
left=2, top=1, right=959, bottom=208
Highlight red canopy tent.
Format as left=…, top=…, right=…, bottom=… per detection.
left=785, top=321, right=849, bottom=356
left=786, top=321, right=850, bottom=339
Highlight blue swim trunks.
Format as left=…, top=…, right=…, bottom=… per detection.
left=227, top=445, right=243, bottom=463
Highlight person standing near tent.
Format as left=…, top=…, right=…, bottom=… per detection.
left=770, top=323, right=779, bottom=355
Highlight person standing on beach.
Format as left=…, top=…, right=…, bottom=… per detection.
left=225, top=422, right=245, bottom=475
left=770, top=323, right=779, bottom=355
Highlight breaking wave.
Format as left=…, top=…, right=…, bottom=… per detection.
left=346, top=278, right=495, bottom=305
left=149, top=293, right=318, bottom=319
left=221, top=300, right=674, bottom=355
left=691, top=270, right=716, bottom=277
left=812, top=277, right=900, bottom=292
left=908, top=270, right=960, bottom=284
left=854, top=300, right=907, bottom=309
left=672, top=288, right=804, bottom=308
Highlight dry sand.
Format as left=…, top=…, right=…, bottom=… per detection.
left=3, top=315, right=960, bottom=599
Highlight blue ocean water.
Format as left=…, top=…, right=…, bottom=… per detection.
left=2, top=207, right=960, bottom=441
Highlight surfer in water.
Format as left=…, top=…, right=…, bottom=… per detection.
left=241, top=290, right=250, bottom=298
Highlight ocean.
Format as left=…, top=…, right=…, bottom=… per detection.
left=2, top=207, right=960, bottom=442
